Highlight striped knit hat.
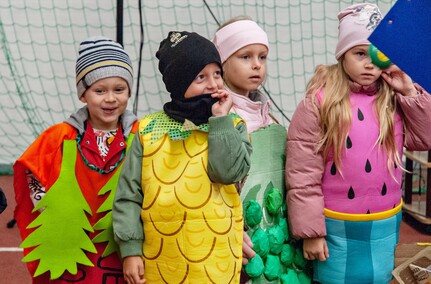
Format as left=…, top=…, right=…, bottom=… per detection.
left=76, top=36, right=133, bottom=99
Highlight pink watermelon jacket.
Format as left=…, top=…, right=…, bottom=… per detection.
left=286, top=84, right=431, bottom=239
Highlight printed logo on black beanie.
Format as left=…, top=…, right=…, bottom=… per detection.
left=156, top=31, right=222, bottom=100
left=169, top=32, right=188, bottom=47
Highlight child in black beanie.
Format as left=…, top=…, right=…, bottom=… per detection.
left=113, top=31, right=252, bottom=284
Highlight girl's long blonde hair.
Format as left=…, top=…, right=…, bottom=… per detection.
left=307, top=58, right=402, bottom=175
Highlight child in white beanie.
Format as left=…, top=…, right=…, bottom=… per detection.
left=286, top=3, right=431, bottom=283
left=213, top=16, right=312, bottom=283
left=14, top=36, right=137, bottom=283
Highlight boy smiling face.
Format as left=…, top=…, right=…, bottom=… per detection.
left=80, top=77, right=130, bottom=130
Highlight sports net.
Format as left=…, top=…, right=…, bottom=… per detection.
left=0, top=0, right=396, bottom=172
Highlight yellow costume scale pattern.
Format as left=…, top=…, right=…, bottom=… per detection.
left=138, top=115, right=243, bottom=283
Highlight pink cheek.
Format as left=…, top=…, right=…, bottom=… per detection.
left=216, top=79, right=224, bottom=88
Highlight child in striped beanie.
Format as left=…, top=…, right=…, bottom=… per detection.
left=76, top=36, right=133, bottom=99
left=13, top=36, right=138, bottom=283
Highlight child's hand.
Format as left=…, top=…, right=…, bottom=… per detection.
left=242, top=231, right=256, bottom=265
left=211, top=89, right=233, bottom=117
left=381, top=65, right=417, bottom=96
left=123, top=256, right=146, bottom=284
left=303, top=237, right=329, bottom=261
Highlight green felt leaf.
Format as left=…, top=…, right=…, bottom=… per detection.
left=92, top=134, right=134, bottom=257
left=97, top=170, right=121, bottom=213
left=20, top=140, right=96, bottom=279
left=31, top=248, right=94, bottom=279
left=92, top=211, right=119, bottom=257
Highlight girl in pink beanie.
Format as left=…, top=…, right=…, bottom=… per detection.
left=286, top=3, right=431, bottom=284
left=213, top=17, right=312, bottom=283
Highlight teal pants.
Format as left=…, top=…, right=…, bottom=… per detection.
left=314, top=212, right=401, bottom=284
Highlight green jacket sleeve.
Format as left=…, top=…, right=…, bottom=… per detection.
left=207, top=115, right=252, bottom=184
left=112, top=133, right=144, bottom=259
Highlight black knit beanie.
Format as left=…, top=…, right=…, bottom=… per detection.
left=156, top=31, right=222, bottom=100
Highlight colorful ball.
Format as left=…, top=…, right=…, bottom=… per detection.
left=369, top=44, right=391, bottom=69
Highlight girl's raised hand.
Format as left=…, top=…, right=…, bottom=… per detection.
left=381, top=65, right=417, bottom=96
left=211, top=89, right=233, bottom=117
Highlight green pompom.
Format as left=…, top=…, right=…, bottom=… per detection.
left=244, top=200, right=262, bottom=228
left=264, top=254, right=282, bottom=281
left=245, top=254, right=265, bottom=278
left=264, top=187, right=283, bottom=215
left=251, top=228, right=269, bottom=258
left=280, top=268, right=300, bottom=284
left=280, top=244, right=295, bottom=266
left=267, top=225, right=285, bottom=254
left=293, top=247, right=307, bottom=269
left=278, top=217, right=290, bottom=242
left=297, top=270, right=312, bottom=284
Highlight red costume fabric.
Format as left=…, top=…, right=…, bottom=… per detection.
left=14, top=122, right=138, bottom=283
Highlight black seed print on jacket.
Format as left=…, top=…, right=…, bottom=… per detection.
left=358, top=108, right=364, bottom=121
left=381, top=183, right=387, bottom=195
left=348, top=186, right=355, bottom=199
left=365, top=159, right=372, bottom=173
left=331, top=163, right=337, bottom=175
left=346, top=136, right=352, bottom=149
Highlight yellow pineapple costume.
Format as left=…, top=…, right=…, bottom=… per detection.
left=113, top=111, right=252, bottom=283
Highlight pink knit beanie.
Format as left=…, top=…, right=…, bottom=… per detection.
left=335, top=3, right=383, bottom=60
left=212, top=20, right=269, bottom=63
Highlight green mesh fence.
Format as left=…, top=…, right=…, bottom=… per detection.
left=0, top=0, right=396, bottom=173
